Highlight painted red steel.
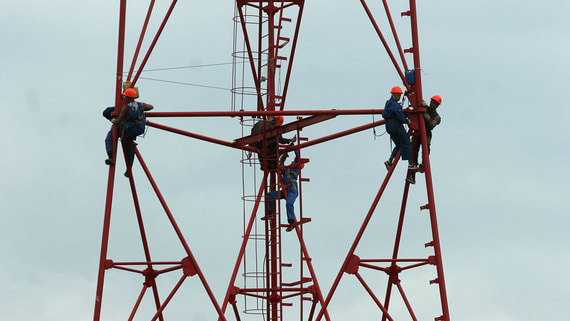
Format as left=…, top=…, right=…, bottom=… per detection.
left=131, top=0, right=179, bottom=86
left=92, top=0, right=126, bottom=319
left=94, top=0, right=450, bottom=320
left=127, top=0, right=156, bottom=81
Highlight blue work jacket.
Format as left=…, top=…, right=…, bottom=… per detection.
left=382, top=97, right=409, bottom=125
left=281, top=149, right=300, bottom=194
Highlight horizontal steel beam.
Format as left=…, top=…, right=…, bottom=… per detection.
left=146, top=109, right=383, bottom=118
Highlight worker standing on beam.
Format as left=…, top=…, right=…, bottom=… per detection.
left=382, top=86, right=419, bottom=171
left=104, top=88, right=154, bottom=177
left=407, top=95, right=443, bottom=184
left=262, top=148, right=303, bottom=232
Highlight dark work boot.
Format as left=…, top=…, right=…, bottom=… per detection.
left=261, top=213, right=275, bottom=221
left=105, top=152, right=114, bottom=166
left=384, top=160, right=392, bottom=171
left=286, top=219, right=295, bottom=232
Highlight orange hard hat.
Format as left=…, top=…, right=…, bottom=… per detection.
left=122, top=88, right=138, bottom=98
left=274, top=115, right=284, bottom=126
left=430, top=95, right=442, bottom=104
left=390, top=86, right=403, bottom=94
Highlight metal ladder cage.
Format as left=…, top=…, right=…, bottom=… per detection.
left=233, top=3, right=281, bottom=316
left=231, top=2, right=317, bottom=319
left=231, top=1, right=300, bottom=112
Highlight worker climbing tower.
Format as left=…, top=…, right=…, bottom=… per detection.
left=93, top=1, right=450, bottom=321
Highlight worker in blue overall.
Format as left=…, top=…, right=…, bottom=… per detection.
left=407, top=95, right=443, bottom=184
left=104, top=88, right=154, bottom=177
left=262, top=148, right=304, bottom=232
left=382, top=86, right=419, bottom=171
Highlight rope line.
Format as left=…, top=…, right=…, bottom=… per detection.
left=138, top=77, right=231, bottom=91
left=124, top=61, right=246, bottom=73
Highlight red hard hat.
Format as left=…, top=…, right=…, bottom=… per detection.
left=122, top=88, right=138, bottom=98
left=274, top=115, right=284, bottom=126
left=431, top=95, right=442, bottom=104
left=390, top=86, right=403, bottom=94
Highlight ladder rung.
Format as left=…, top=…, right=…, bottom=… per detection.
left=276, top=56, right=287, bottom=60
left=281, top=263, right=292, bottom=267
left=281, top=17, right=292, bottom=22
left=300, top=178, right=310, bottom=182
left=282, top=302, right=293, bottom=307
left=280, top=217, right=310, bottom=230
left=282, top=277, right=312, bottom=287
left=278, top=38, right=290, bottom=49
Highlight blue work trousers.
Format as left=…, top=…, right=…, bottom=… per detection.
left=267, top=189, right=298, bottom=221
left=104, top=124, right=137, bottom=166
left=386, top=121, right=412, bottom=161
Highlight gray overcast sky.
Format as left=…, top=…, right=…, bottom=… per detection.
left=1, top=0, right=569, bottom=320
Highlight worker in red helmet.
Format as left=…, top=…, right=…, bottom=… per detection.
left=407, top=95, right=443, bottom=184
left=104, top=88, right=154, bottom=177
left=262, top=147, right=303, bottom=232
left=382, top=86, right=419, bottom=171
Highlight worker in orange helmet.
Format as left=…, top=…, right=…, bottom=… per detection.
left=274, top=115, right=284, bottom=126
left=250, top=115, right=295, bottom=170
left=407, top=94, right=443, bottom=184
left=104, top=88, right=154, bottom=177
left=382, top=86, right=419, bottom=171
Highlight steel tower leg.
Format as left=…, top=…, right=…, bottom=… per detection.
left=408, top=0, right=450, bottom=319
left=93, top=0, right=126, bottom=319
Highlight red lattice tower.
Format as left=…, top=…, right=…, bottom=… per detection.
left=93, top=1, right=450, bottom=321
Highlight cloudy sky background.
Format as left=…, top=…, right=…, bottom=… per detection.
left=1, top=0, right=569, bottom=320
